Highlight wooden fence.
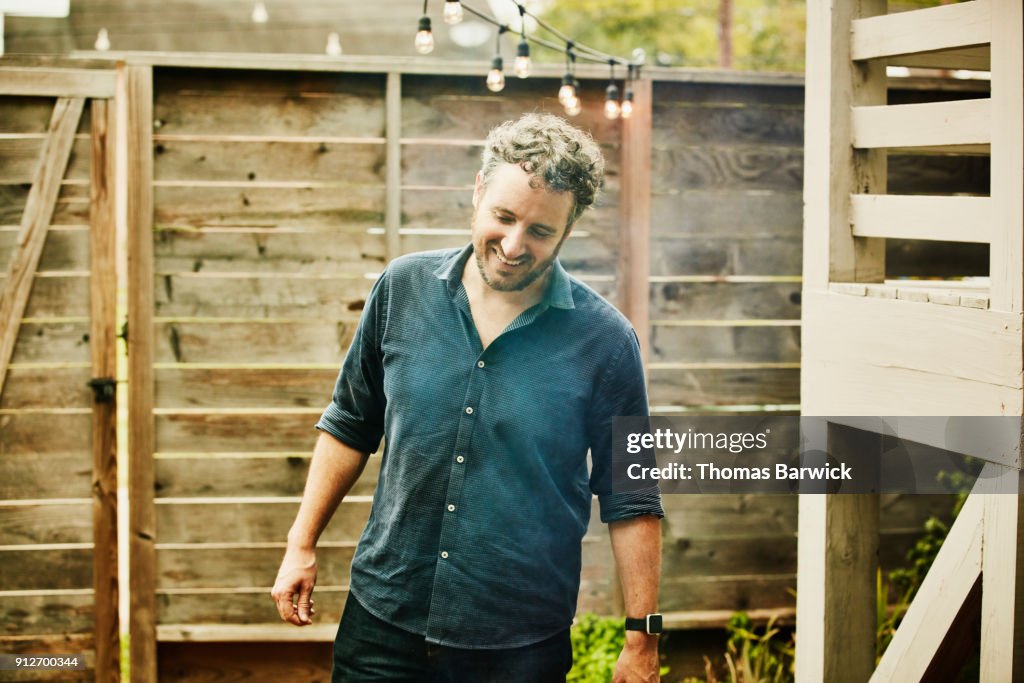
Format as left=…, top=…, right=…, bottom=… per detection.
left=0, top=54, right=989, bottom=681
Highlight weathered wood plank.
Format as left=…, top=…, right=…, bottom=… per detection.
left=851, top=194, right=991, bottom=243
left=0, top=227, right=90, bottom=272
left=0, top=275, right=90, bottom=318
left=652, top=145, right=803, bottom=193
left=0, top=97, right=85, bottom=403
left=0, top=594, right=94, bottom=635
left=650, top=282, right=802, bottom=320
left=155, top=455, right=380, bottom=498
left=648, top=367, right=800, bottom=407
left=0, top=413, right=91, bottom=455
left=0, top=136, right=91, bottom=184
left=0, top=96, right=90, bottom=135
left=153, top=320, right=357, bottom=364
left=153, top=274, right=376, bottom=319
left=0, top=548, right=92, bottom=590
left=153, top=140, right=386, bottom=185
left=620, top=77, right=652, bottom=363
left=650, top=324, right=801, bottom=364
left=11, top=321, right=90, bottom=364
left=0, top=454, right=92, bottom=499
left=155, top=66, right=386, bottom=107
left=156, top=500, right=371, bottom=544
left=153, top=228, right=386, bottom=274
left=659, top=574, right=796, bottom=613
left=852, top=99, right=991, bottom=149
left=153, top=185, right=385, bottom=229
left=0, top=503, right=92, bottom=544
left=158, top=591, right=345, bottom=626
left=154, top=367, right=336, bottom=410
left=651, top=190, right=802, bottom=238
left=0, top=635, right=95, bottom=682
left=0, top=367, right=92, bottom=409
left=851, top=0, right=991, bottom=61
left=0, top=67, right=115, bottom=99
left=653, top=103, right=803, bottom=147
left=654, top=81, right=804, bottom=107
left=649, top=236, right=802, bottom=277
left=155, top=413, right=320, bottom=453
left=0, top=184, right=90, bottom=225
left=156, top=546, right=355, bottom=590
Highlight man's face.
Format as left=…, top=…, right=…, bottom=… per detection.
left=471, top=163, right=575, bottom=293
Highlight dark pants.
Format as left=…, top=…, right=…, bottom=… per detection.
left=332, top=595, right=573, bottom=682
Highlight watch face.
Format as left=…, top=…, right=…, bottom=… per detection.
left=648, top=614, right=663, bottom=633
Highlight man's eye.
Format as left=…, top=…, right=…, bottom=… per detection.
left=531, top=229, right=554, bottom=238
left=496, top=214, right=515, bottom=223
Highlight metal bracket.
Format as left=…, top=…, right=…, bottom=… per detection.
left=88, top=377, right=116, bottom=403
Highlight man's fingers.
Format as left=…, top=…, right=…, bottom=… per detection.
left=272, top=589, right=298, bottom=624
left=296, top=587, right=314, bottom=624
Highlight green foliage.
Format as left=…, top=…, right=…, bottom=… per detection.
left=568, top=614, right=669, bottom=683
left=682, top=613, right=795, bottom=683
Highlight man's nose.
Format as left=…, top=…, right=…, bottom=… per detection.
left=501, top=226, right=527, bottom=259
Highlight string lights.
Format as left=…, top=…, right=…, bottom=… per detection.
left=415, top=0, right=640, bottom=118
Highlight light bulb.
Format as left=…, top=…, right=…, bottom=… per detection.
left=604, top=83, right=621, bottom=120
left=514, top=41, right=531, bottom=78
left=94, top=28, right=111, bottom=51
left=443, top=0, right=464, bottom=25
left=621, top=91, right=634, bottom=119
left=251, top=1, right=268, bottom=23
left=564, top=96, right=582, bottom=117
left=415, top=16, right=434, bottom=54
left=486, top=57, right=505, bottom=92
left=557, top=74, right=575, bottom=105
left=325, top=32, right=343, bottom=56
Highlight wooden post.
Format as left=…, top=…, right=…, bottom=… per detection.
left=988, top=0, right=1024, bottom=312
left=90, top=96, right=120, bottom=682
left=385, top=71, right=402, bottom=263
left=796, top=424, right=880, bottom=682
left=125, top=64, right=157, bottom=683
left=618, top=77, right=651, bottom=361
left=0, top=96, right=83, bottom=400
left=980, top=470, right=1024, bottom=681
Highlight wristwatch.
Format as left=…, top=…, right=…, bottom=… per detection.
left=625, top=613, right=663, bottom=635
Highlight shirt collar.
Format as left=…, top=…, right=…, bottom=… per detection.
left=433, top=243, right=576, bottom=310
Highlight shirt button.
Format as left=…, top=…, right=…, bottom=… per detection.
left=465, top=406, right=473, bottom=415
left=440, top=551, right=449, bottom=559
left=447, top=504, right=455, bottom=512
left=456, top=455, right=465, bottom=463
left=477, top=360, right=485, bottom=368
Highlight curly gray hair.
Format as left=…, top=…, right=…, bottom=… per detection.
left=479, top=113, right=605, bottom=228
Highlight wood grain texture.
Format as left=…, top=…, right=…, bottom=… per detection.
left=10, top=321, right=91, bottom=364
left=158, top=642, right=332, bottom=682
left=649, top=281, right=802, bottom=320
left=0, top=367, right=92, bottom=409
left=0, top=136, right=91, bottom=184
left=650, top=324, right=800, bottom=364
left=0, top=184, right=90, bottom=225
left=0, top=594, right=94, bottom=636
left=152, top=320, right=358, bottom=364
left=0, top=96, right=91, bottom=135
left=0, top=227, right=90, bottom=272
left=0, top=67, right=115, bottom=98
left=619, top=78, right=652, bottom=361
left=0, top=548, right=93, bottom=590
left=0, top=503, right=93, bottom=544
left=155, top=500, right=371, bottom=544
left=0, top=97, right=84, bottom=403
left=648, top=367, right=799, bottom=407
left=851, top=0, right=991, bottom=60
left=0, top=453, right=92, bottom=499
left=0, top=274, right=90, bottom=318
left=155, top=413, right=321, bottom=453
left=125, top=63, right=157, bottom=683
left=157, top=590, right=347, bottom=627
left=154, top=367, right=336, bottom=410
left=155, top=545, right=355, bottom=590
left=0, top=413, right=91, bottom=455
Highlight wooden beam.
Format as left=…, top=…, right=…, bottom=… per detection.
left=0, top=97, right=84, bottom=401
left=887, top=46, right=990, bottom=72
left=851, top=0, right=991, bottom=61
left=384, top=71, right=401, bottom=263
left=852, top=99, right=991, bottom=149
left=89, top=97, right=120, bottom=683
left=850, top=195, right=992, bottom=243
left=872, top=492, right=984, bottom=681
left=0, top=66, right=116, bottom=98
left=988, top=0, right=1024, bottom=312
left=980, top=468, right=1024, bottom=681
left=157, top=623, right=338, bottom=642
left=618, top=78, right=652, bottom=362
left=125, top=64, right=157, bottom=683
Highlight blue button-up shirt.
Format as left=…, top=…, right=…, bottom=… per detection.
left=316, top=244, right=663, bottom=649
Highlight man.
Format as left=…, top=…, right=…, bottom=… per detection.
left=272, top=113, right=664, bottom=682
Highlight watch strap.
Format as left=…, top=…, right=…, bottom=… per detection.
left=624, top=613, right=663, bottom=634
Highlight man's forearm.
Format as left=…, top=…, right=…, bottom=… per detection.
left=609, top=515, right=662, bottom=617
left=287, top=431, right=370, bottom=550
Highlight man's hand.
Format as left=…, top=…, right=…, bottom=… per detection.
left=612, top=633, right=660, bottom=683
left=271, top=546, right=318, bottom=626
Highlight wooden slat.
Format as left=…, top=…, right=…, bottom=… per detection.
left=887, top=46, right=990, bottom=72
left=0, top=548, right=93, bottom=591
left=385, top=72, right=401, bottom=263
left=649, top=235, right=802, bottom=277
left=649, top=281, right=802, bottom=320
left=850, top=194, right=992, bottom=243
left=0, top=226, right=90, bottom=272
left=154, top=367, right=336, bottom=409
left=653, top=102, right=803, bottom=148
left=0, top=453, right=92, bottom=499
left=0, top=67, right=116, bottom=98
left=852, top=99, right=991, bottom=149
left=652, top=145, right=803, bottom=193
left=154, top=455, right=380, bottom=498
left=988, top=0, right=1024, bottom=312
left=0, top=367, right=92, bottom=409
left=0, top=413, right=91, bottom=455
left=152, top=320, right=357, bottom=364
left=650, top=323, right=800, bottom=364
left=0, top=97, right=84, bottom=402
left=0, top=502, right=92, bottom=544
left=648, top=367, right=799, bottom=407
left=155, top=500, right=371, bottom=544
left=88, top=97, right=119, bottom=683
left=155, top=413, right=319, bottom=453
left=0, top=593, right=94, bottom=635
left=620, top=78, right=652, bottom=360
left=0, top=95, right=91, bottom=135
left=157, top=625, right=337, bottom=642
left=157, top=642, right=332, bottom=681
left=156, top=545, right=355, bottom=590
left=0, top=136, right=91, bottom=184
left=851, top=0, right=991, bottom=61
left=872, top=492, right=984, bottom=681
left=0, top=274, right=90, bottom=318
left=980, top=476, right=1024, bottom=680
left=125, top=63, right=157, bottom=683
left=0, top=184, right=90, bottom=225
left=659, top=574, right=796, bottom=613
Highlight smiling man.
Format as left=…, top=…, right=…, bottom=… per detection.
left=272, top=113, right=664, bottom=683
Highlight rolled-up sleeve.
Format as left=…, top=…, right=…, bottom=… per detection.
left=588, top=329, right=665, bottom=523
left=315, top=269, right=389, bottom=454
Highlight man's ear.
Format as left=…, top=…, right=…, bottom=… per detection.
left=472, top=172, right=483, bottom=209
